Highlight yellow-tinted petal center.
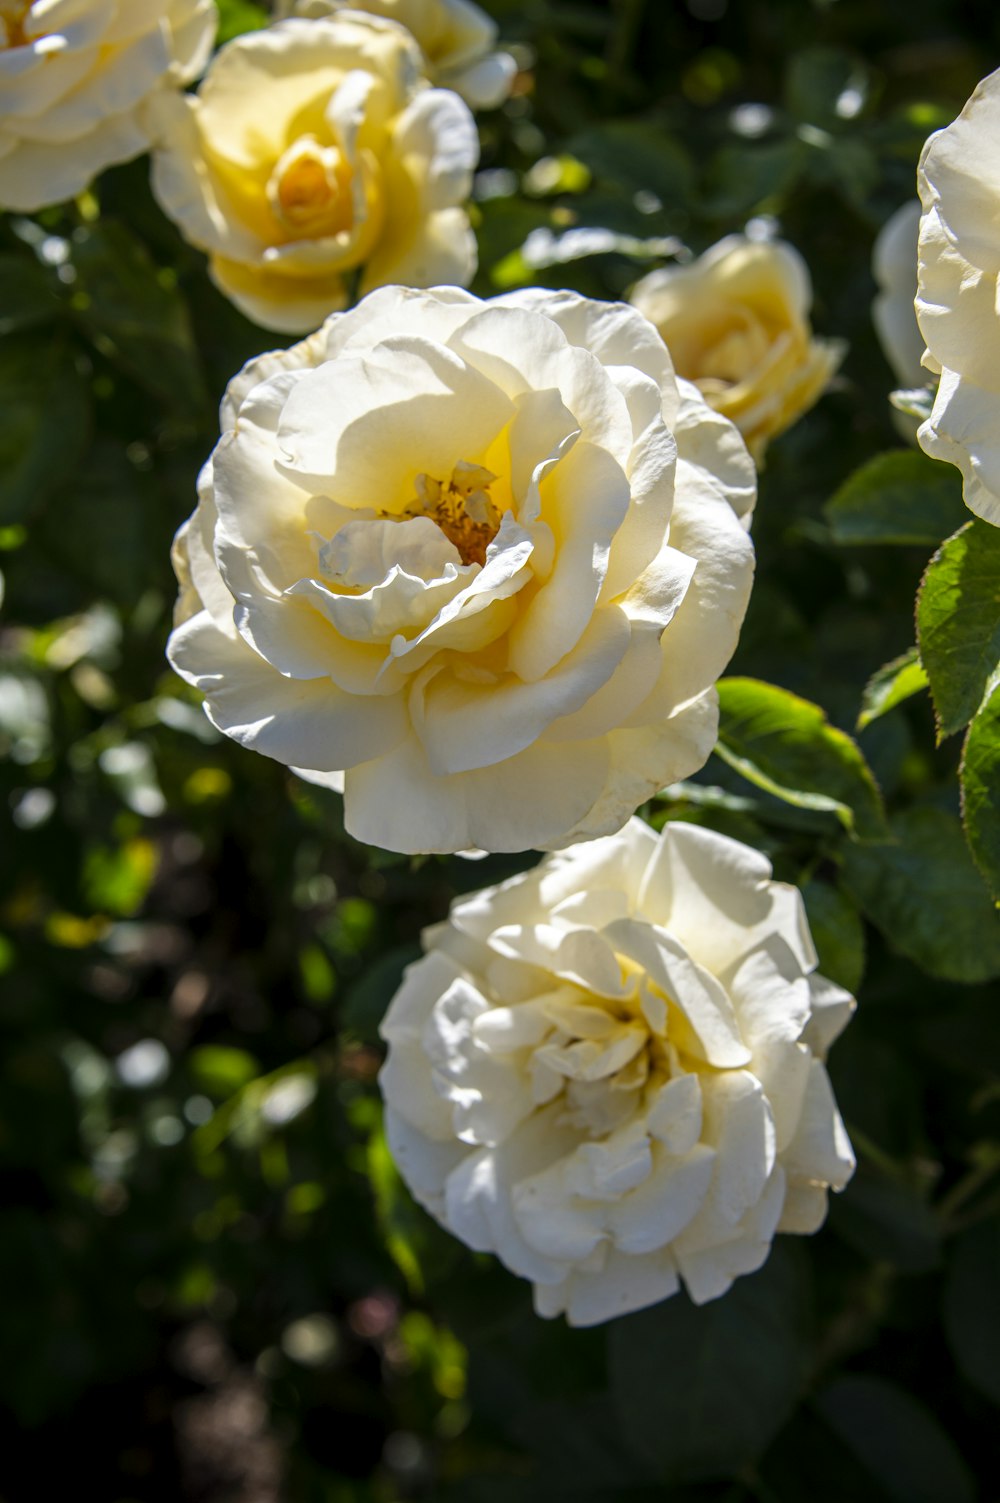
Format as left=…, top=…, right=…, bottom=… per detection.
left=266, top=135, right=354, bottom=238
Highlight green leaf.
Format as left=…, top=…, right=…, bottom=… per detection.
left=840, top=806, right=1000, bottom=983
left=716, top=678, right=886, bottom=839
left=825, top=451, right=967, bottom=546
left=917, top=520, right=1000, bottom=738
left=785, top=47, right=872, bottom=126
left=815, top=1377, right=975, bottom=1503
left=801, top=879, right=865, bottom=992
left=215, top=0, right=268, bottom=43
left=961, top=675, right=1000, bottom=901
left=857, top=647, right=929, bottom=730
left=343, top=943, right=422, bottom=1045
left=705, top=139, right=805, bottom=218
left=568, top=123, right=695, bottom=211
left=67, top=220, right=206, bottom=415
left=944, top=1218, right=1000, bottom=1407
left=0, top=254, right=62, bottom=336
left=608, top=1245, right=810, bottom=1482
left=0, top=334, right=90, bottom=525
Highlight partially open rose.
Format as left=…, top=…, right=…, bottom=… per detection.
left=168, top=286, right=756, bottom=854
left=149, top=14, right=478, bottom=332
left=380, top=818, right=856, bottom=1324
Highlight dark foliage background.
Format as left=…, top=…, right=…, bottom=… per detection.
left=2, top=1, right=1000, bottom=1499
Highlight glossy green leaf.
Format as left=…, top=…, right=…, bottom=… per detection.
left=857, top=648, right=929, bottom=730
left=716, top=678, right=886, bottom=839
left=608, top=1245, right=810, bottom=1481
left=801, top=879, right=865, bottom=992
left=825, top=451, right=967, bottom=546
left=841, top=806, right=1000, bottom=982
left=960, top=674, right=1000, bottom=900
left=916, top=521, right=1000, bottom=738
left=816, top=1376, right=975, bottom=1503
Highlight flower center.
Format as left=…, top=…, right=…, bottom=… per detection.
left=408, top=461, right=502, bottom=567
left=529, top=985, right=676, bottom=1140
left=267, top=135, right=354, bottom=237
left=0, top=0, right=32, bottom=47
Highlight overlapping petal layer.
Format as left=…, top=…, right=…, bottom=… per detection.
left=630, top=235, right=844, bottom=465
left=0, top=0, right=216, bottom=210
left=917, top=66, right=1000, bottom=524
left=380, top=818, right=856, bottom=1325
left=169, top=286, right=756, bottom=854
left=276, top=0, right=516, bottom=109
left=149, top=14, right=478, bottom=332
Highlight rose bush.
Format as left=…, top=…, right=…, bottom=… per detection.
left=917, top=66, right=1000, bottom=526
left=0, top=0, right=216, bottom=212
left=168, top=284, right=756, bottom=854
left=148, top=14, right=478, bottom=332
left=380, top=817, right=856, bottom=1325
left=630, top=235, right=844, bottom=464
left=276, top=0, right=516, bottom=110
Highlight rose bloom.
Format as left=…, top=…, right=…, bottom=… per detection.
left=380, top=817, right=856, bottom=1325
left=168, top=286, right=756, bottom=855
left=275, top=0, right=516, bottom=110
left=630, top=235, right=845, bottom=465
left=917, top=67, right=1000, bottom=526
left=148, top=14, right=478, bottom=333
left=0, top=0, right=216, bottom=212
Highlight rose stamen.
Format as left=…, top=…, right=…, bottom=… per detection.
left=411, top=460, right=501, bottom=566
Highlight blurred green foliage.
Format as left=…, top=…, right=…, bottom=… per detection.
left=2, top=0, right=1000, bottom=1499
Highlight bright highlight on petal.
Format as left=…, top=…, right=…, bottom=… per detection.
left=168, top=286, right=757, bottom=855
left=916, top=65, right=1000, bottom=525
left=380, top=818, right=856, bottom=1326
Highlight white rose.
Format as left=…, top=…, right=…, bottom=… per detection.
left=630, top=235, right=845, bottom=465
left=0, top=0, right=217, bottom=212
left=149, top=15, right=479, bottom=333
left=168, top=286, right=756, bottom=855
left=380, top=817, right=856, bottom=1326
left=916, top=66, right=1000, bottom=526
left=276, top=0, right=516, bottom=110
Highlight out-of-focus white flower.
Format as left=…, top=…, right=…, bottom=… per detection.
left=276, top=0, right=516, bottom=109
left=149, top=14, right=478, bottom=333
left=0, top=0, right=216, bottom=212
left=916, top=67, right=1000, bottom=525
left=168, top=286, right=756, bottom=855
left=380, top=818, right=856, bottom=1325
left=631, top=235, right=845, bottom=464
left=873, top=201, right=925, bottom=388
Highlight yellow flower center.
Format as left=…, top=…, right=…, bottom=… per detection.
left=266, top=135, right=354, bottom=238
left=0, top=0, right=32, bottom=47
left=409, top=461, right=503, bottom=567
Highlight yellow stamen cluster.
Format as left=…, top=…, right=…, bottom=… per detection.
left=411, top=460, right=501, bottom=566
